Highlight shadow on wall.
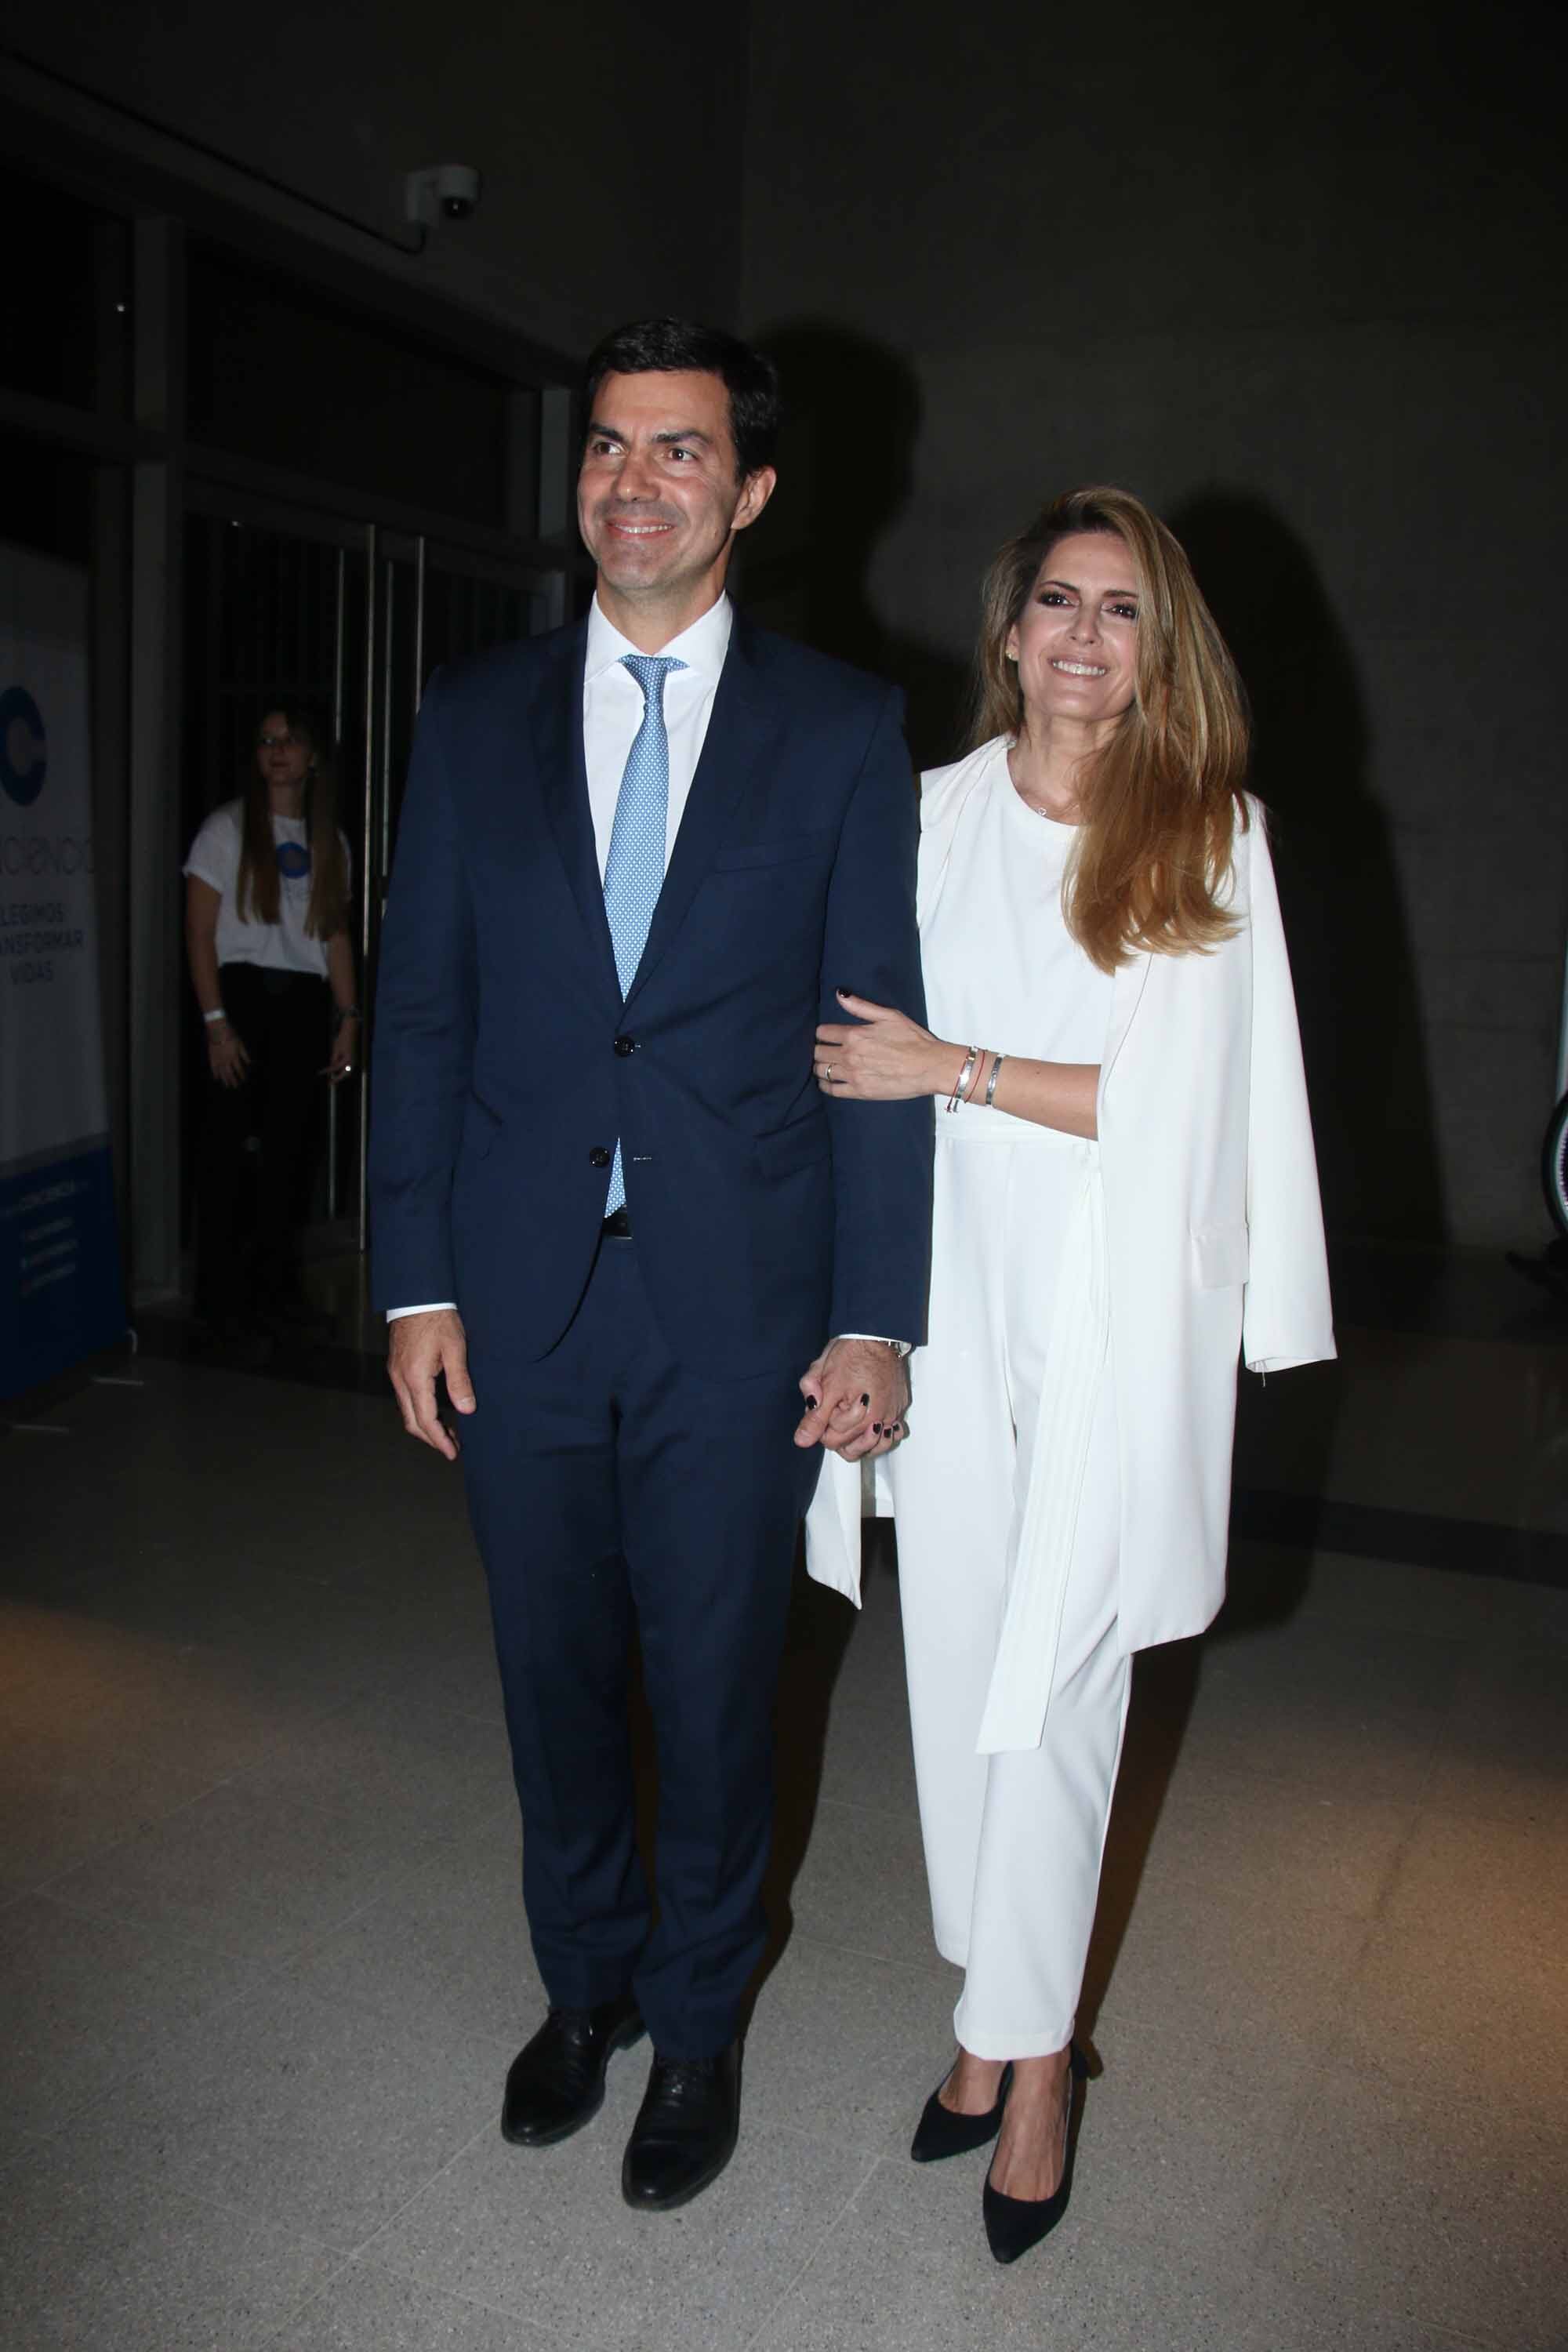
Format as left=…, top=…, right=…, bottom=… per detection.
left=1171, top=490, right=1445, bottom=1244
left=740, top=323, right=971, bottom=771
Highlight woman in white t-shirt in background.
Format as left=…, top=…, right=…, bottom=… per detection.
left=183, top=704, right=358, bottom=1341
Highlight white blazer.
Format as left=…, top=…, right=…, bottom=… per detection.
left=806, top=739, right=1335, bottom=1660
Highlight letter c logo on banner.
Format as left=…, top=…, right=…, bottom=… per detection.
left=0, top=688, right=47, bottom=808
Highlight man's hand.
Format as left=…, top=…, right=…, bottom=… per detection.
left=794, top=1336, right=909, bottom=1461
left=387, top=1308, right=476, bottom=1461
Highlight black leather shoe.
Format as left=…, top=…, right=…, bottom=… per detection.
left=621, top=2041, right=742, bottom=2211
left=910, top=2060, right=1014, bottom=2162
left=982, top=2045, right=1087, bottom=2265
left=501, top=1994, right=645, bottom=2147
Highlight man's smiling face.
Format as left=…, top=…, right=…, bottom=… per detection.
left=577, top=369, right=775, bottom=632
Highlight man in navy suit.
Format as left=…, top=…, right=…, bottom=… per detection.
left=370, top=319, right=931, bottom=2210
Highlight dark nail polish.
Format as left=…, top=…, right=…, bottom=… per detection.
left=860, top=1392, right=870, bottom=1406
left=805, top=1393, right=819, bottom=1409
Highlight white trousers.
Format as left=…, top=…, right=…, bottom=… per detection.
left=887, top=1125, right=1132, bottom=2060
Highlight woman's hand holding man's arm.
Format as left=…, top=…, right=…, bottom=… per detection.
left=818, top=990, right=1098, bottom=1138
left=813, top=991, right=964, bottom=1102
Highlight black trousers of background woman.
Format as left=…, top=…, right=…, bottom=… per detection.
left=196, top=964, right=330, bottom=1327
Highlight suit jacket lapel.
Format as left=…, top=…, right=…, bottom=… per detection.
left=625, top=615, right=779, bottom=1006
left=531, top=620, right=621, bottom=1006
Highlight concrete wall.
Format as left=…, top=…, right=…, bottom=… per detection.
left=739, top=0, right=1567, bottom=1248
left=4, top=1, right=747, bottom=358
left=9, top=0, right=1564, bottom=1246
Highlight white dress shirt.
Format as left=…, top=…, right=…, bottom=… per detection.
left=583, top=590, right=731, bottom=878
left=389, top=592, right=907, bottom=1353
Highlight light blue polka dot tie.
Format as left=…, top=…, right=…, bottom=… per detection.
left=602, top=653, right=684, bottom=1212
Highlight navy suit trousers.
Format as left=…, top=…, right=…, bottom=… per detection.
left=461, top=1233, right=823, bottom=2060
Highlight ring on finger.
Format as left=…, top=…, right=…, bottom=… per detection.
left=826, top=1063, right=835, bottom=1083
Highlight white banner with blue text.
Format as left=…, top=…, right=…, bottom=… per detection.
left=1, top=543, right=125, bottom=1397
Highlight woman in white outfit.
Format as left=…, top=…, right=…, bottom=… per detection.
left=811, top=487, right=1334, bottom=2264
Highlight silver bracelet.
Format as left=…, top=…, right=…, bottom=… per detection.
left=946, top=1044, right=978, bottom=1114
left=202, top=1008, right=228, bottom=1026
left=984, top=1051, right=1004, bottom=1109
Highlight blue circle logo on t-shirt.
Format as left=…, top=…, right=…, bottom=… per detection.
left=0, top=687, right=47, bottom=807
left=276, top=840, right=312, bottom=880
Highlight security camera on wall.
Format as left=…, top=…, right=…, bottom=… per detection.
left=404, top=165, right=482, bottom=227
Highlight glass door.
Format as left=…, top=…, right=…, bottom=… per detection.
left=181, top=493, right=372, bottom=1263
left=183, top=486, right=565, bottom=1269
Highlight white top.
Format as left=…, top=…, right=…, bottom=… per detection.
left=583, top=592, right=732, bottom=877
left=183, top=801, right=347, bottom=980
left=920, top=739, right=1112, bottom=1127
left=808, top=745, right=1335, bottom=1673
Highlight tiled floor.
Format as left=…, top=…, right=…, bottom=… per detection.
left=3, top=1263, right=1566, bottom=2350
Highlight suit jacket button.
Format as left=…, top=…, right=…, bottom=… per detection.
left=613, top=1034, right=636, bottom=1056
left=589, top=1145, right=612, bottom=1167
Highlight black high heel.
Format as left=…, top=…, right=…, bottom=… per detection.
left=981, top=2044, right=1088, bottom=2265
left=909, top=2059, right=1014, bottom=2163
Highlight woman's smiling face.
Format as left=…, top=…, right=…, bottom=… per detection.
left=1006, top=532, right=1141, bottom=733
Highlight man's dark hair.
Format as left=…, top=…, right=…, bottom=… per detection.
left=583, top=318, right=782, bottom=481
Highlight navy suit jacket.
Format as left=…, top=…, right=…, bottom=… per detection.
left=368, top=611, right=933, bottom=1377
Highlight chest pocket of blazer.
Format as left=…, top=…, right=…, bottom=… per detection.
left=1191, top=1223, right=1249, bottom=1289
left=709, top=825, right=838, bottom=872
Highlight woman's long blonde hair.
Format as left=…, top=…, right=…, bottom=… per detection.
left=969, top=486, right=1250, bottom=971
left=237, top=704, right=350, bottom=939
